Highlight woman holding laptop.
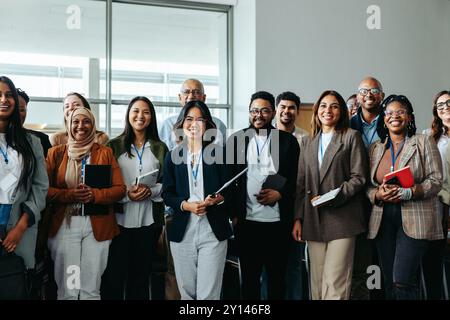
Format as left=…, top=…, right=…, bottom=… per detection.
left=162, top=100, right=232, bottom=300
left=101, top=96, right=168, bottom=300
left=366, top=94, right=444, bottom=300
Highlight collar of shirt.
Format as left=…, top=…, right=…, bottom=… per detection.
left=360, top=113, right=379, bottom=128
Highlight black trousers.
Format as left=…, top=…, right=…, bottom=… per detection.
left=101, top=224, right=156, bottom=300
left=237, top=220, right=289, bottom=300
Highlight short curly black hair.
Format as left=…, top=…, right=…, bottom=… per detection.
left=17, top=88, right=30, bottom=104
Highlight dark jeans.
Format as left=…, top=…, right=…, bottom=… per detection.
left=237, top=220, right=289, bottom=300
left=101, top=224, right=156, bottom=300
left=375, top=203, right=429, bottom=300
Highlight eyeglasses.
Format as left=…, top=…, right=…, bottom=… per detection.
left=358, top=88, right=381, bottom=96
left=384, top=109, right=408, bottom=117
left=249, top=108, right=272, bottom=116
left=436, top=99, right=450, bottom=111
left=184, top=116, right=207, bottom=124
left=180, top=89, right=203, bottom=96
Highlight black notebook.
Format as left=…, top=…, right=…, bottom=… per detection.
left=83, top=165, right=112, bottom=216
left=261, top=174, right=286, bottom=191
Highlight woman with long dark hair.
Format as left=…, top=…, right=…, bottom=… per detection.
left=0, top=76, right=48, bottom=295
left=422, top=90, right=450, bottom=299
left=162, top=100, right=232, bottom=300
left=101, top=96, right=168, bottom=300
left=292, top=90, right=368, bottom=300
left=367, top=95, right=443, bottom=300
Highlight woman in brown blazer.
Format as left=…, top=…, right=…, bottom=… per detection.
left=46, top=107, right=126, bottom=300
left=366, top=95, right=443, bottom=300
left=292, top=90, right=368, bottom=300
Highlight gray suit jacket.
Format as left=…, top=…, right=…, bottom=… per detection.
left=6, top=134, right=49, bottom=268
left=295, top=129, right=368, bottom=242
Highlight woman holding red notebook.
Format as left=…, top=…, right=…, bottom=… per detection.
left=366, top=94, right=444, bottom=300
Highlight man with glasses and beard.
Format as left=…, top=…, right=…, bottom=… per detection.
left=226, top=91, right=299, bottom=300
left=350, top=76, right=386, bottom=300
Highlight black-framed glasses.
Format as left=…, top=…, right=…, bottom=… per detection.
left=249, top=108, right=272, bottom=116
left=180, top=89, right=203, bottom=96
left=436, top=99, right=450, bottom=111
left=358, top=88, right=381, bottom=96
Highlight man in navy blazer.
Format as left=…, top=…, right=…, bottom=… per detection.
left=226, top=91, right=300, bottom=300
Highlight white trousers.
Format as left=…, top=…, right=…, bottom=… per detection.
left=170, top=214, right=227, bottom=300
left=48, top=216, right=111, bottom=300
left=308, top=237, right=356, bottom=300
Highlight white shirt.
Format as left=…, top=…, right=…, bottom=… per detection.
left=246, top=135, right=280, bottom=222
left=0, top=133, right=23, bottom=204
left=116, top=142, right=163, bottom=228
left=318, top=131, right=334, bottom=168
left=186, top=149, right=206, bottom=222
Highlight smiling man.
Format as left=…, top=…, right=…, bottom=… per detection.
left=226, top=91, right=300, bottom=300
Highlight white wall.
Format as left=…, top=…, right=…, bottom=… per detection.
left=233, top=0, right=450, bottom=130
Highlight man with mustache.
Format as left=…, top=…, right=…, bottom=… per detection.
left=227, top=91, right=300, bottom=299
left=350, top=76, right=385, bottom=300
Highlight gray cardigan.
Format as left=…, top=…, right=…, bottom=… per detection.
left=6, top=134, right=49, bottom=268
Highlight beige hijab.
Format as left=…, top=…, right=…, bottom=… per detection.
left=65, top=107, right=96, bottom=189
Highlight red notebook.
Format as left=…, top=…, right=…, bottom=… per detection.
left=384, top=166, right=414, bottom=188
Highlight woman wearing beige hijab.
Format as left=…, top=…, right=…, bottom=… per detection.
left=46, top=107, right=126, bottom=300
left=49, top=92, right=109, bottom=147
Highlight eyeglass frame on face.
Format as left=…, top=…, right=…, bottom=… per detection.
left=249, top=107, right=272, bottom=116
left=180, top=89, right=203, bottom=97
left=358, top=88, right=382, bottom=96
left=384, top=109, right=408, bottom=117
left=184, top=116, right=207, bottom=124
left=436, top=99, right=450, bottom=111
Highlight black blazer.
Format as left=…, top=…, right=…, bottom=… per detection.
left=226, top=127, right=300, bottom=230
left=162, top=144, right=233, bottom=243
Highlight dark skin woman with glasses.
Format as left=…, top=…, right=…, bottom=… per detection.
left=422, top=90, right=450, bottom=299
left=367, top=95, right=444, bottom=300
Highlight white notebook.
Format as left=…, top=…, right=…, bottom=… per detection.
left=136, top=169, right=159, bottom=187
left=311, top=187, right=341, bottom=207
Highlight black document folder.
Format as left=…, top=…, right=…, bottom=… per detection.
left=83, top=165, right=112, bottom=216
left=261, top=174, right=286, bottom=191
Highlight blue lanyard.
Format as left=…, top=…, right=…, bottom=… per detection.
left=389, top=139, right=405, bottom=172
left=362, top=127, right=378, bottom=146
left=80, top=156, right=88, bottom=184
left=0, top=145, right=8, bottom=165
left=132, top=142, right=146, bottom=173
left=191, top=152, right=202, bottom=187
left=255, top=134, right=270, bottom=163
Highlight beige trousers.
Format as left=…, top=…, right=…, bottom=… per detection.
left=308, top=237, right=356, bottom=300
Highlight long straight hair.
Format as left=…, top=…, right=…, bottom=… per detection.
left=120, top=96, right=160, bottom=158
left=431, top=90, right=450, bottom=142
left=0, top=76, right=34, bottom=186
left=312, top=90, right=349, bottom=136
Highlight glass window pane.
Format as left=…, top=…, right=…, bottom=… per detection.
left=112, top=3, right=228, bottom=104
left=0, top=0, right=106, bottom=99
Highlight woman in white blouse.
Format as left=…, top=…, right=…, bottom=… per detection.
left=102, top=96, right=168, bottom=300
left=422, top=90, right=450, bottom=299
left=0, top=76, right=48, bottom=297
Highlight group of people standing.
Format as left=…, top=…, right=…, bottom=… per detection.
left=0, top=74, right=448, bottom=300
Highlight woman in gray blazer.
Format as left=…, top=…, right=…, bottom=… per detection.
left=0, top=76, right=48, bottom=285
left=292, top=90, right=368, bottom=300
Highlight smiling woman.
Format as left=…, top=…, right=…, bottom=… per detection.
left=366, top=94, right=443, bottom=300
left=46, top=107, right=126, bottom=300
left=0, top=75, right=48, bottom=299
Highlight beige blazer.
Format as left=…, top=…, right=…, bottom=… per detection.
left=366, top=134, right=444, bottom=240
left=295, top=128, right=368, bottom=242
